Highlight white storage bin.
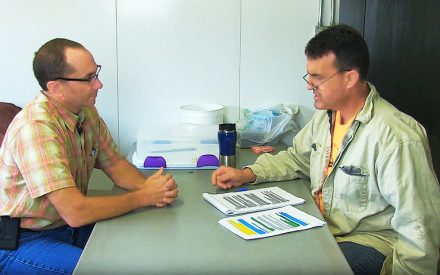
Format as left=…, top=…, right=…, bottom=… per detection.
left=134, top=123, right=219, bottom=169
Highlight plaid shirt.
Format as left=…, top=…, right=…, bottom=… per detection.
left=0, top=92, right=121, bottom=229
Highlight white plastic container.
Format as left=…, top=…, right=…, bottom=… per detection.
left=134, top=123, right=219, bottom=169
left=179, top=104, right=224, bottom=125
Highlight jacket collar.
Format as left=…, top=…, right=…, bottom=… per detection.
left=326, top=82, right=378, bottom=125
left=355, top=82, right=377, bottom=125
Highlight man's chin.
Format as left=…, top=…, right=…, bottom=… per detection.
left=314, top=102, right=324, bottom=110
left=88, top=97, right=97, bottom=106
left=83, top=102, right=96, bottom=109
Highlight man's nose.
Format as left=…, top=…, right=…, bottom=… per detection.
left=95, top=78, right=103, bottom=89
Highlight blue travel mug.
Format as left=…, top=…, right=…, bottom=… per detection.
left=218, top=123, right=237, bottom=167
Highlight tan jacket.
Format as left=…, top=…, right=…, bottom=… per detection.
left=247, top=83, right=440, bottom=274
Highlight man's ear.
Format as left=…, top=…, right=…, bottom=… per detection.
left=346, top=70, right=360, bottom=89
left=45, top=80, right=59, bottom=94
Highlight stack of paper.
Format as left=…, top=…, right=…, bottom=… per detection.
left=202, top=186, right=305, bottom=215
left=203, top=186, right=326, bottom=240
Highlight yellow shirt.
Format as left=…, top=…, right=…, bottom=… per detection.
left=318, top=111, right=356, bottom=213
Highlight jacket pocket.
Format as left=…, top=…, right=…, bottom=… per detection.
left=333, top=165, right=369, bottom=212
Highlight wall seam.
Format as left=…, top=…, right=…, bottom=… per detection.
left=238, top=0, right=243, bottom=121
left=362, top=0, right=367, bottom=36
left=115, top=0, right=121, bottom=147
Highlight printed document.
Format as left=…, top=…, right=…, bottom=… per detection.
left=203, top=186, right=305, bottom=215
left=219, top=205, right=326, bottom=240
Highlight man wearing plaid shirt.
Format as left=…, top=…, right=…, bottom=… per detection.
left=0, top=38, right=179, bottom=274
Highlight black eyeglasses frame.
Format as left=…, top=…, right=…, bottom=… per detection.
left=52, top=65, right=101, bottom=83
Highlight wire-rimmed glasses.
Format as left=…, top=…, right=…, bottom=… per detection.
left=302, top=69, right=350, bottom=91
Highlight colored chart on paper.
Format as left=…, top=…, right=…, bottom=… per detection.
left=218, top=205, right=325, bottom=240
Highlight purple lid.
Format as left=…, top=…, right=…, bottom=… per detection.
left=143, top=156, right=167, bottom=168
left=197, top=154, right=219, bottom=167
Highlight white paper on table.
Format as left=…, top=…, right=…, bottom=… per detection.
left=219, top=205, right=326, bottom=240
left=203, top=186, right=305, bottom=216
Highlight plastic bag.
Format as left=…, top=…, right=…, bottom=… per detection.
left=236, top=104, right=299, bottom=148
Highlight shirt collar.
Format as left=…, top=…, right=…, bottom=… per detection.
left=37, top=92, right=85, bottom=133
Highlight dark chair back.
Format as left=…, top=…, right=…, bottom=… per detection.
left=0, top=102, right=22, bottom=145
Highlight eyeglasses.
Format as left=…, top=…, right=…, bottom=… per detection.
left=302, top=69, right=350, bottom=91
left=53, top=65, right=101, bottom=84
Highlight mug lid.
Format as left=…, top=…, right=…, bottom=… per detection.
left=219, top=123, right=236, bottom=131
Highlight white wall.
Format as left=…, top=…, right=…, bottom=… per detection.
left=0, top=0, right=331, bottom=156
left=117, top=0, right=241, bottom=153
left=0, top=0, right=119, bottom=143
left=240, top=0, right=317, bottom=131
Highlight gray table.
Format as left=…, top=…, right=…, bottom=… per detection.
left=74, top=148, right=353, bottom=274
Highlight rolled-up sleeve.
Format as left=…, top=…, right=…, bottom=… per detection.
left=15, top=122, right=75, bottom=198
left=246, top=116, right=315, bottom=184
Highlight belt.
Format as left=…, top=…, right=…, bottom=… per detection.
left=20, top=225, right=69, bottom=233
left=20, top=228, right=42, bottom=233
